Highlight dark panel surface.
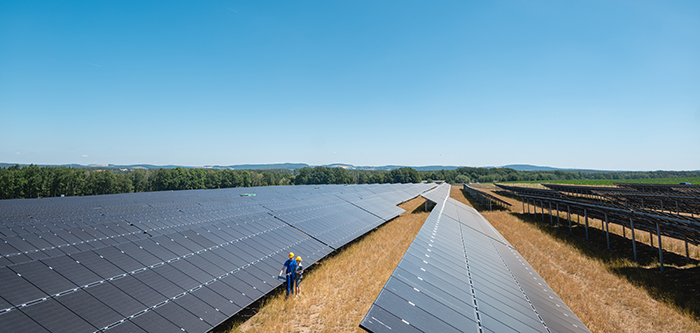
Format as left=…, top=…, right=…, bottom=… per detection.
left=0, top=184, right=432, bottom=332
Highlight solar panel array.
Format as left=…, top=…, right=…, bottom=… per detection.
left=361, top=184, right=589, bottom=333
left=0, top=183, right=432, bottom=332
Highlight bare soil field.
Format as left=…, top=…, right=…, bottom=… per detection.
left=452, top=185, right=700, bottom=333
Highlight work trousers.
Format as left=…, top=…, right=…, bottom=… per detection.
left=286, top=274, right=295, bottom=296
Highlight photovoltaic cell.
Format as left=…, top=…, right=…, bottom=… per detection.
left=84, top=282, right=144, bottom=318
left=103, top=319, right=147, bottom=333
left=110, top=276, right=164, bottom=308
left=154, top=301, right=213, bottom=333
left=54, top=289, right=123, bottom=331
left=0, top=308, right=51, bottom=332
left=0, top=183, right=432, bottom=332
left=129, top=310, right=182, bottom=332
left=20, top=298, right=96, bottom=333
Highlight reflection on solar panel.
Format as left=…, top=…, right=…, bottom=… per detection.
left=361, top=184, right=589, bottom=333
left=0, top=183, right=433, bottom=332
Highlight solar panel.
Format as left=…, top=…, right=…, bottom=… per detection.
left=0, top=183, right=431, bottom=332
left=361, top=184, right=589, bottom=333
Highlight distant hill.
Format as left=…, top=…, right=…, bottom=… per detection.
left=2, top=162, right=683, bottom=173
left=501, top=164, right=623, bottom=173
left=218, top=163, right=309, bottom=170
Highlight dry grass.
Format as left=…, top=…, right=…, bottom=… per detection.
left=223, top=197, right=430, bottom=333
left=452, top=185, right=700, bottom=333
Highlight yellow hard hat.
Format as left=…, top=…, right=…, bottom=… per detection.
left=289, top=252, right=294, bottom=258
left=296, top=256, right=302, bottom=261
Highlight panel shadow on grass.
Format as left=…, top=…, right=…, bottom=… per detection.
left=511, top=209, right=700, bottom=320
left=455, top=188, right=509, bottom=212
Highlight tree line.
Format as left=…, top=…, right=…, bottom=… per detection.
left=1, top=164, right=697, bottom=200
left=420, top=167, right=700, bottom=184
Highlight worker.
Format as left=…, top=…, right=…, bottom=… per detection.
left=280, top=252, right=297, bottom=297
left=294, top=256, right=303, bottom=297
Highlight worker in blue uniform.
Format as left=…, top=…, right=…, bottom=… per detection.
left=280, top=252, right=297, bottom=297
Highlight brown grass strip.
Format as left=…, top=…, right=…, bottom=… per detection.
left=224, top=196, right=430, bottom=333
left=452, top=185, right=700, bottom=333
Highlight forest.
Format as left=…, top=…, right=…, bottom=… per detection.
left=0, top=164, right=697, bottom=200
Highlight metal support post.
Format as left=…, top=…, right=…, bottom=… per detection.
left=686, top=239, right=690, bottom=262
left=584, top=209, right=589, bottom=240
left=657, top=222, right=664, bottom=273
left=567, top=205, right=572, bottom=234
left=534, top=200, right=537, bottom=219
left=649, top=230, right=654, bottom=249
left=556, top=203, right=560, bottom=228
left=630, top=217, right=637, bottom=262
left=527, top=199, right=530, bottom=215
left=549, top=202, right=553, bottom=226
left=541, top=201, right=544, bottom=222
left=605, top=213, right=610, bottom=250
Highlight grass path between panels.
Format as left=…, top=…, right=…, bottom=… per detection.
left=224, top=196, right=430, bottom=333
left=450, top=185, right=700, bottom=333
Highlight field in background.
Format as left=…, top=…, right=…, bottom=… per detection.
left=497, top=177, right=700, bottom=186
left=451, top=185, right=700, bottom=333
left=222, top=197, right=430, bottom=333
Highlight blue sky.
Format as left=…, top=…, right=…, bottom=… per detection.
left=1, top=1, right=699, bottom=171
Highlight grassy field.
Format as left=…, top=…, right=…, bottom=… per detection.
left=497, top=177, right=700, bottom=186
left=451, top=185, right=700, bottom=333
left=221, top=196, right=430, bottom=333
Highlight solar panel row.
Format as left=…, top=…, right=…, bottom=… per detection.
left=361, top=184, right=589, bottom=333
left=0, top=183, right=433, bottom=332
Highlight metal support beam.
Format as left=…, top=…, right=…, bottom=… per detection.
left=584, top=209, right=589, bottom=240
left=630, top=217, right=637, bottom=262
left=541, top=201, right=544, bottom=222
left=527, top=199, right=531, bottom=215
left=556, top=203, right=560, bottom=228
left=567, top=205, right=572, bottom=234
left=534, top=200, right=537, bottom=219
left=657, top=222, right=664, bottom=273
left=686, top=239, right=690, bottom=262
left=650, top=230, right=654, bottom=249
left=549, top=202, right=553, bottom=226
left=605, top=213, right=610, bottom=250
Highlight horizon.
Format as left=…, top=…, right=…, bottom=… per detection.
left=2, top=1, right=699, bottom=171
left=2, top=161, right=699, bottom=173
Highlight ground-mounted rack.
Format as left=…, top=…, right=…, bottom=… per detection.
left=497, top=184, right=700, bottom=272
left=542, top=184, right=700, bottom=216
left=462, top=185, right=511, bottom=211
